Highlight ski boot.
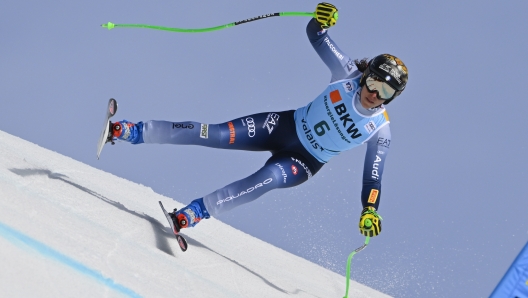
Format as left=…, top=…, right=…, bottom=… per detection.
left=109, top=120, right=143, bottom=144
left=170, top=198, right=210, bottom=231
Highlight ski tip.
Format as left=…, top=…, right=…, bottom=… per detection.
left=108, top=98, right=117, bottom=116
left=176, top=235, right=188, bottom=252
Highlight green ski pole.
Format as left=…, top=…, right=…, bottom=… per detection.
left=343, top=236, right=370, bottom=298
left=102, top=11, right=323, bottom=33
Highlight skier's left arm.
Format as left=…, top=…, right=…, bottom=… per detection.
left=361, top=124, right=391, bottom=210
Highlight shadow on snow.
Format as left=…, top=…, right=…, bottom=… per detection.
left=9, top=168, right=320, bottom=297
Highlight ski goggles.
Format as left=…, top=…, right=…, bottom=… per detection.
left=365, top=73, right=398, bottom=101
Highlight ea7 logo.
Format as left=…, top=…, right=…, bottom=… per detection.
left=263, top=113, right=280, bottom=134
left=345, top=59, right=354, bottom=72
left=377, top=137, right=390, bottom=148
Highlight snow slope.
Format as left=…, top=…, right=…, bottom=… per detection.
left=0, top=130, right=390, bottom=298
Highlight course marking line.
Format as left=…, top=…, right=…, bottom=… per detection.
left=0, top=221, right=142, bottom=298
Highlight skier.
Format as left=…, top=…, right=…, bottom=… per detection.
left=109, top=3, right=408, bottom=238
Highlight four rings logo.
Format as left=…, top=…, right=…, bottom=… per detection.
left=216, top=178, right=273, bottom=205
left=246, top=117, right=255, bottom=137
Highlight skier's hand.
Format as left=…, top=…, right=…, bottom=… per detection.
left=315, top=2, right=339, bottom=29
left=359, top=207, right=382, bottom=237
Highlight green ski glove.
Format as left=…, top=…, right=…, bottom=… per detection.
left=359, top=207, right=383, bottom=237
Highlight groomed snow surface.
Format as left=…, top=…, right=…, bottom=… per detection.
left=0, top=130, right=390, bottom=298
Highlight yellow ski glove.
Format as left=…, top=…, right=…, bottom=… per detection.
left=359, top=207, right=383, bottom=237
left=315, top=2, right=339, bottom=29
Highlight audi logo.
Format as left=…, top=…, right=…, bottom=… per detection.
left=246, top=117, right=255, bottom=137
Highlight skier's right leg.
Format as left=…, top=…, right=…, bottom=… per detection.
left=112, top=111, right=294, bottom=152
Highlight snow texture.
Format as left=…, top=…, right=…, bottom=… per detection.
left=0, top=130, right=390, bottom=298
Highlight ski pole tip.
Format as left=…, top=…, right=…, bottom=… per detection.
left=102, top=22, right=115, bottom=30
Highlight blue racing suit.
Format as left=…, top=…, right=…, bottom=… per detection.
left=134, top=19, right=391, bottom=216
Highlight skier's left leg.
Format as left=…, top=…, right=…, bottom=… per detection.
left=111, top=111, right=291, bottom=152
left=172, top=150, right=323, bottom=229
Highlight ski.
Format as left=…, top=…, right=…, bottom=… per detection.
left=159, top=201, right=188, bottom=252
left=96, top=98, right=118, bottom=159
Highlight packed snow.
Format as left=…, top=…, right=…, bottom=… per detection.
left=0, top=130, right=390, bottom=297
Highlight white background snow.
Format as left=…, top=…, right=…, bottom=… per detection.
left=0, top=130, right=389, bottom=298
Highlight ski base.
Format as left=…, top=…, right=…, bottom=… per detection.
left=96, top=98, right=118, bottom=159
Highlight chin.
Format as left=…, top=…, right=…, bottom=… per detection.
left=361, top=99, right=373, bottom=108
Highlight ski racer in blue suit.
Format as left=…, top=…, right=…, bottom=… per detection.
left=109, top=3, right=409, bottom=238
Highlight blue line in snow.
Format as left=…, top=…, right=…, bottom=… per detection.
left=0, top=221, right=142, bottom=298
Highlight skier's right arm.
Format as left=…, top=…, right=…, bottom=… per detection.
left=307, top=3, right=357, bottom=82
